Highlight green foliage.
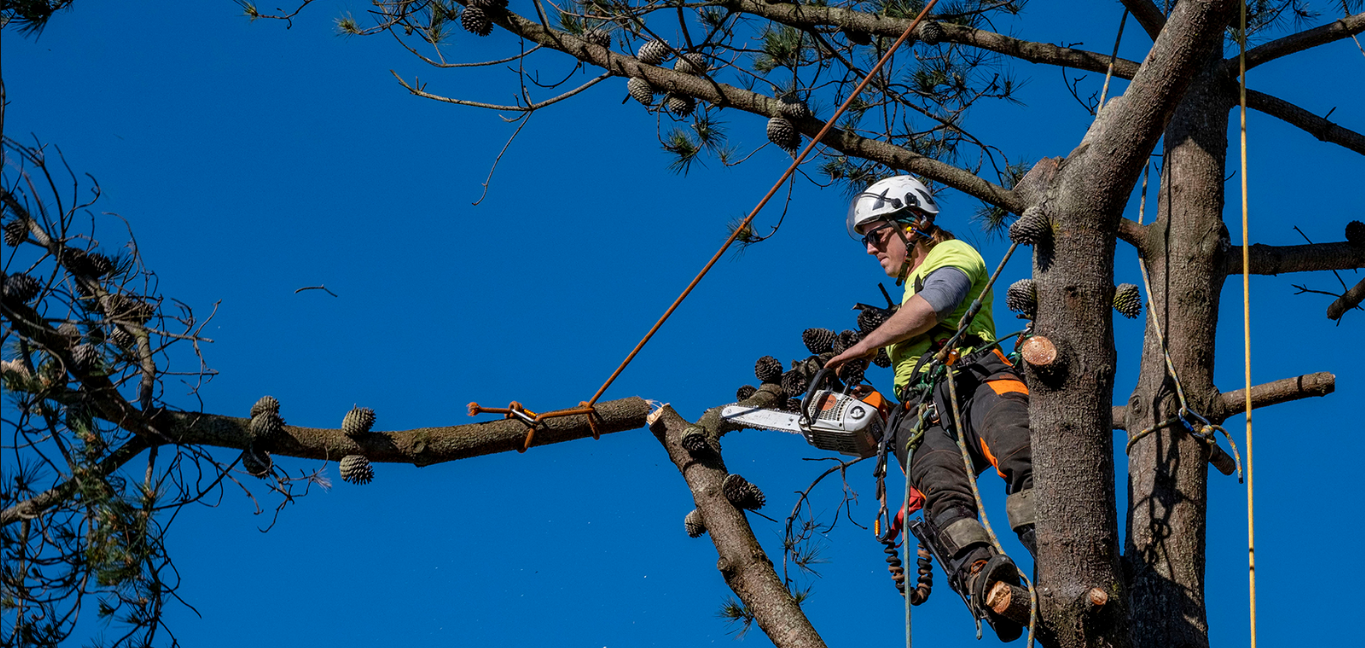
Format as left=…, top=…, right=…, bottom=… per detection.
left=717, top=596, right=756, bottom=637
left=662, top=114, right=728, bottom=176
left=754, top=25, right=814, bottom=74
left=973, top=157, right=1033, bottom=236
left=1, top=0, right=77, bottom=35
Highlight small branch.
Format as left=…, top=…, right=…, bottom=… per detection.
left=473, top=112, right=534, bottom=206
left=1, top=436, right=153, bottom=526
left=391, top=69, right=609, bottom=111
left=1246, top=89, right=1365, bottom=155
left=1238, top=12, right=1365, bottom=72
left=1229, top=241, right=1365, bottom=275
left=1327, top=278, right=1365, bottom=320
left=294, top=285, right=339, bottom=297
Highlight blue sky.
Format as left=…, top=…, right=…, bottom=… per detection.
left=4, top=1, right=1363, bottom=646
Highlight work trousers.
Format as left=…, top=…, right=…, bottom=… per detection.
left=893, top=350, right=1033, bottom=530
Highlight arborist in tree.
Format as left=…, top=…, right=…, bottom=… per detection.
left=825, top=175, right=1036, bottom=642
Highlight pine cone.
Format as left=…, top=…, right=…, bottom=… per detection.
left=461, top=6, right=493, bottom=36
left=241, top=448, right=272, bottom=478
left=873, top=348, right=892, bottom=368
left=1005, top=279, right=1037, bottom=319
left=736, top=385, right=758, bottom=402
left=2, top=218, right=28, bottom=247
left=802, top=328, right=836, bottom=354
left=839, top=361, right=866, bottom=387
left=766, top=117, right=799, bottom=151
left=785, top=397, right=802, bottom=412
left=841, top=27, right=871, bottom=46
left=684, top=509, right=707, bottom=538
left=681, top=425, right=709, bottom=454
left=755, top=355, right=783, bottom=383
left=665, top=94, right=695, bottom=117
left=915, top=20, right=945, bottom=45
left=1347, top=220, right=1365, bottom=247
left=86, top=253, right=115, bottom=278
left=1113, top=283, right=1143, bottom=319
left=71, top=344, right=99, bottom=372
left=109, top=327, right=135, bottom=349
left=627, top=77, right=656, bottom=106
left=342, top=406, right=376, bottom=438
left=722, top=474, right=766, bottom=510
left=857, top=307, right=890, bottom=333
left=673, top=52, right=707, bottom=76
left=250, top=395, right=280, bottom=419
left=339, top=454, right=374, bottom=485
left=1009, top=207, right=1050, bottom=246
left=782, top=369, right=809, bottom=399
left=778, top=94, right=810, bottom=120
left=250, top=411, right=285, bottom=442
left=832, top=329, right=858, bottom=354
left=585, top=28, right=612, bottom=48
left=637, top=40, right=669, bottom=65
left=61, top=248, right=94, bottom=277
left=57, top=323, right=82, bottom=340
left=470, top=0, right=507, bottom=8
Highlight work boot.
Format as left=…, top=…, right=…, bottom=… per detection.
left=932, top=516, right=1026, bottom=642
left=1016, top=524, right=1037, bottom=560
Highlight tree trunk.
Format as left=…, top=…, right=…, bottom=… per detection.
left=1123, top=46, right=1232, bottom=648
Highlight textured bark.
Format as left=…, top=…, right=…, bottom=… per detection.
left=1327, top=278, right=1365, bottom=320
left=1025, top=3, right=1239, bottom=646
left=649, top=388, right=826, bottom=648
left=1112, top=371, right=1337, bottom=430
left=1122, top=39, right=1232, bottom=648
left=1231, top=241, right=1365, bottom=275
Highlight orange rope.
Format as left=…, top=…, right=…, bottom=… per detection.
left=471, top=0, right=941, bottom=450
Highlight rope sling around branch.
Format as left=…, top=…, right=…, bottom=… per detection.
left=468, top=0, right=942, bottom=452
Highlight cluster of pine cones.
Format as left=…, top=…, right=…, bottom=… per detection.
left=734, top=305, right=896, bottom=410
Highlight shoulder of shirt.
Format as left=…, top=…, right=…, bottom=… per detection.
left=926, top=240, right=985, bottom=269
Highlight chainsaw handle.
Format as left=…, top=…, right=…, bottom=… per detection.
left=799, top=366, right=852, bottom=427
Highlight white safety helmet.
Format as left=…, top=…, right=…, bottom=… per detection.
left=845, top=175, right=941, bottom=239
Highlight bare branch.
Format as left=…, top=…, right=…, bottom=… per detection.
left=1228, top=241, right=1365, bottom=275
left=1245, top=89, right=1365, bottom=155
left=1119, top=0, right=1167, bottom=39
left=391, top=69, right=610, bottom=112
left=1328, top=277, right=1365, bottom=320
left=1238, top=12, right=1365, bottom=72
left=1113, top=372, right=1337, bottom=429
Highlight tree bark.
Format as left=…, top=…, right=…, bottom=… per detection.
left=1122, top=42, right=1231, bottom=648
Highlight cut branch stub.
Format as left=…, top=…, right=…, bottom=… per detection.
left=1020, top=335, right=1058, bottom=367
left=722, top=474, right=766, bottom=510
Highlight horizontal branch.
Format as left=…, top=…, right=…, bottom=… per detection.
left=1229, top=241, right=1365, bottom=275
left=1239, top=12, right=1365, bottom=72
left=479, top=5, right=1022, bottom=212
left=0, top=437, right=152, bottom=527
left=1246, top=89, right=1365, bottom=155
left=1121, top=0, right=1168, bottom=39
left=728, top=0, right=1140, bottom=78
left=1327, top=277, right=1365, bottom=320
left=1112, top=371, right=1336, bottom=429
left=162, top=396, right=651, bottom=466
left=1217, top=371, right=1335, bottom=419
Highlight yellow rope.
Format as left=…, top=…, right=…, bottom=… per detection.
left=1239, top=1, right=1257, bottom=646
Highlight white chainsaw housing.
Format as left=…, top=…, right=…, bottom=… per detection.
left=801, top=390, right=883, bottom=457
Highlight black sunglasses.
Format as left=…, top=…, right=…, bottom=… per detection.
left=860, top=222, right=898, bottom=248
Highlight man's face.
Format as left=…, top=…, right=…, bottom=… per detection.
left=862, top=220, right=910, bottom=278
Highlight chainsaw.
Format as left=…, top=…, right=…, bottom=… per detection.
left=721, top=367, right=890, bottom=458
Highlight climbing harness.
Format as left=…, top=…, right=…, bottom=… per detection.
left=466, top=0, right=943, bottom=454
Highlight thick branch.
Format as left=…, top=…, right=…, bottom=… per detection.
left=1327, top=278, right=1365, bottom=320
left=477, top=5, right=1021, bottom=211
left=1121, top=0, right=1168, bottom=39
left=1246, top=89, right=1365, bottom=155
left=1229, top=241, right=1365, bottom=275
left=1112, top=372, right=1336, bottom=430
left=649, top=403, right=825, bottom=648
left=1239, top=12, right=1365, bottom=72
left=161, top=397, right=651, bottom=466
left=728, top=0, right=1140, bottom=78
